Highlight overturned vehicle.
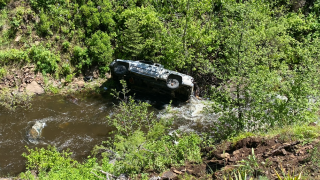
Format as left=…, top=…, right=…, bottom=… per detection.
left=109, top=59, right=194, bottom=99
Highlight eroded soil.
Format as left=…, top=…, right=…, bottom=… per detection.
left=157, top=133, right=320, bottom=179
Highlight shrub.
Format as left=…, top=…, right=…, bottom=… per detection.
left=29, top=0, right=65, bottom=10
left=29, top=45, right=60, bottom=74
left=55, top=35, right=60, bottom=41
left=65, top=73, right=74, bottom=83
left=94, top=81, right=202, bottom=176
left=72, top=46, right=90, bottom=73
left=0, top=49, right=29, bottom=65
left=62, top=41, right=70, bottom=51
left=38, top=13, right=52, bottom=36
left=0, top=0, right=9, bottom=9
left=86, top=31, right=113, bottom=73
left=20, top=146, right=106, bottom=179
left=61, top=62, right=71, bottom=76
left=0, top=67, right=6, bottom=78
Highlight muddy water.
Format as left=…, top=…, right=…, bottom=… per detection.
left=0, top=94, right=116, bottom=176
left=0, top=93, right=215, bottom=176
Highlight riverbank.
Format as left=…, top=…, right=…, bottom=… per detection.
left=131, top=122, right=320, bottom=179
left=0, top=122, right=315, bottom=180
left=0, top=64, right=110, bottom=110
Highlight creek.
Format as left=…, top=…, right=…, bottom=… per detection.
left=0, top=92, right=216, bottom=176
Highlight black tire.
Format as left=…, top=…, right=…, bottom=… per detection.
left=114, top=64, right=127, bottom=75
left=167, top=77, right=180, bottom=89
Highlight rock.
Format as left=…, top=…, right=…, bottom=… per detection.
left=162, top=171, right=177, bottom=180
left=109, top=158, right=116, bottom=165
left=35, top=16, right=40, bottom=23
left=105, top=73, right=111, bottom=79
left=149, top=176, right=161, bottom=180
left=116, top=174, right=128, bottom=180
left=93, top=69, right=99, bottom=79
left=15, top=35, right=21, bottom=42
left=11, top=91, right=18, bottom=96
left=35, top=41, right=40, bottom=45
left=26, top=81, right=44, bottom=95
left=66, top=95, right=79, bottom=105
left=19, top=86, right=24, bottom=92
left=75, top=80, right=85, bottom=88
left=28, top=121, right=45, bottom=144
left=220, top=152, right=230, bottom=159
left=232, top=150, right=240, bottom=155
left=30, top=170, right=38, bottom=178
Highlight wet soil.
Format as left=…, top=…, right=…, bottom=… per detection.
left=154, top=133, right=320, bottom=179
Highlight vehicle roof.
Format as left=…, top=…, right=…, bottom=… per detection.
left=115, top=59, right=193, bottom=78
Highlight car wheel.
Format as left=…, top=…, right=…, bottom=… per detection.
left=114, top=64, right=127, bottom=75
left=167, top=77, right=180, bottom=89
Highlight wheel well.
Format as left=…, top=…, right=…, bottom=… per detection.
left=115, top=62, right=129, bottom=69
left=113, top=62, right=129, bottom=75
left=167, top=74, right=182, bottom=84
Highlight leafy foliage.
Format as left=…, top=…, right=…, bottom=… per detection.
left=29, top=45, right=60, bottom=74
left=20, top=83, right=202, bottom=178
left=3, top=0, right=320, bottom=177
left=72, top=45, right=89, bottom=73
left=86, top=30, right=113, bottom=73
left=94, top=81, right=202, bottom=176
left=20, top=145, right=112, bottom=180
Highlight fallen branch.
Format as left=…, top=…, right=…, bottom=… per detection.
left=100, top=170, right=117, bottom=180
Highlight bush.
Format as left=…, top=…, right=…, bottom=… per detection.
left=38, top=13, right=52, bottom=36
left=0, top=0, right=9, bottom=9
left=29, top=45, right=60, bottom=74
left=61, top=62, right=71, bottom=76
left=54, top=35, right=60, bottom=41
left=0, top=67, right=6, bottom=78
left=29, top=0, right=65, bottom=10
left=94, top=81, right=202, bottom=176
left=0, top=49, right=29, bottom=65
left=86, top=31, right=113, bottom=73
left=65, top=73, right=74, bottom=83
left=72, top=46, right=90, bottom=73
left=62, top=41, right=70, bottom=51
left=20, top=146, right=108, bottom=180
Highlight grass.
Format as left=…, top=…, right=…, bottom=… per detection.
left=229, top=123, right=320, bottom=146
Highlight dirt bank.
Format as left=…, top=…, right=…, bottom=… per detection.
left=152, top=124, right=320, bottom=180
left=0, top=64, right=111, bottom=110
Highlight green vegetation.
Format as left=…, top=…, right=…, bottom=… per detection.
left=0, top=0, right=319, bottom=179
left=230, top=123, right=320, bottom=145
left=0, top=88, right=32, bottom=111
left=20, top=82, right=202, bottom=179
